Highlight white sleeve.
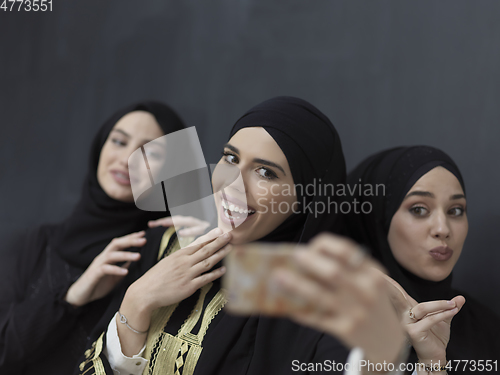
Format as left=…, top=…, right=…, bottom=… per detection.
left=103, top=312, right=149, bottom=375
left=343, top=347, right=406, bottom=375
left=344, top=347, right=364, bottom=375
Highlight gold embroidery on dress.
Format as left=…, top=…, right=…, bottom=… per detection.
left=78, top=332, right=105, bottom=375
left=143, top=284, right=227, bottom=375
left=78, top=228, right=178, bottom=375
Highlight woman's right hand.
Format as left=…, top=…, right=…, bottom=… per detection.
left=117, top=228, right=232, bottom=356
left=383, top=275, right=466, bottom=372
left=64, top=231, right=146, bottom=307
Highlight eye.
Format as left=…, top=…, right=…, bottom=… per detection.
left=409, top=206, right=428, bottom=217
left=448, top=207, right=465, bottom=217
left=144, top=149, right=162, bottom=159
left=222, top=151, right=239, bottom=165
left=111, top=138, right=126, bottom=147
left=256, top=167, right=277, bottom=180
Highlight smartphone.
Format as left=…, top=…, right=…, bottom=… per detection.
left=223, top=242, right=314, bottom=316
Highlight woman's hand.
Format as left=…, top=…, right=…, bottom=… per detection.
left=64, top=231, right=146, bottom=307
left=272, top=233, right=406, bottom=370
left=117, top=227, right=232, bottom=356
left=383, top=275, right=465, bottom=371
left=148, top=215, right=210, bottom=237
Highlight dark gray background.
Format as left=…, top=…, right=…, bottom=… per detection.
left=1, top=0, right=499, bottom=313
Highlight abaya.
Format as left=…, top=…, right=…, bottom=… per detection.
left=345, top=146, right=500, bottom=373
left=0, top=101, right=186, bottom=375
left=76, top=97, right=351, bottom=375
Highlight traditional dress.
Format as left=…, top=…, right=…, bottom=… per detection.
left=0, top=101, right=185, bottom=375
left=76, top=97, right=353, bottom=375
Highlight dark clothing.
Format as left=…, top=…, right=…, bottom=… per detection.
left=76, top=97, right=351, bottom=375
left=0, top=101, right=186, bottom=374
left=345, top=146, right=500, bottom=373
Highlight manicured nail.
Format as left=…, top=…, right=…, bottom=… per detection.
left=447, top=300, right=455, bottom=306
left=214, top=228, right=223, bottom=235
left=223, top=232, right=230, bottom=239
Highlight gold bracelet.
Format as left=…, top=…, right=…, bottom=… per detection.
left=117, top=311, right=149, bottom=334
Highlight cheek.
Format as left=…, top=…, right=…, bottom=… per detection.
left=388, top=216, right=422, bottom=261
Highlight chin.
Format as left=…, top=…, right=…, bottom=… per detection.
left=423, top=267, right=454, bottom=282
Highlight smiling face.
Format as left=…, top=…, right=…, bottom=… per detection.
left=97, top=111, right=164, bottom=202
left=387, top=166, right=468, bottom=281
left=212, top=127, right=297, bottom=245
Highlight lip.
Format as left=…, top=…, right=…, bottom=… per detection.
left=429, top=246, right=454, bottom=261
left=111, top=170, right=131, bottom=186
left=217, top=192, right=256, bottom=228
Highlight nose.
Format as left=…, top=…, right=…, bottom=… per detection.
left=227, top=168, right=247, bottom=194
left=430, top=210, right=451, bottom=240
left=119, top=146, right=135, bottom=169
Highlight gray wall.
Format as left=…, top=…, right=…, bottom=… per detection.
left=1, top=0, right=499, bottom=313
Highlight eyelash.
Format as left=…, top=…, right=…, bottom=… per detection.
left=221, top=151, right=278, bottom=181
left=409, top=205, right=466, bottom=217
left=111, top=138, right=127, bottom=147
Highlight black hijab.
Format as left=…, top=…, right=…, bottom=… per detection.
left=345, top=146, right=500, bottom=366
left=229, top=96, right=346, bottom=243
left=55, top=101, right=186, bottom=269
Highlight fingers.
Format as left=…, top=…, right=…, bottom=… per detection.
left=292, top=248, right=345, bottom=288
left=191, top=244, right=233, bottom=276
left=101, top=264, right=129, bottom=276
left=272, top=268, right=338, bottom=314
left=190, top=232, right=232, bottom=263
left=383, top=275, right=414, bottom=314
left=178, top=223, right=210, bottom=237
left=106, top=231, right=146, bottom=252
left=148, top=217, right=173, bottom=228
left=411, top=308, right=458, bottom=332
left=309, top=233, right=363, bottom=267
left=411, top=300, right=457, bottom=320
left=105, top=251, right=141, bottom=264
left=189, top=227, right=224, bottom=248
left=451, top=295, right=466, bottom=311
left=191, top=266, right=227, bottom=289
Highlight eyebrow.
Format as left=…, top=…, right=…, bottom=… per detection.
left=404, top=191, right=466, bottom=201
left=224, top=143, right=287, bottom=176
left=111, top=129, right=130, bottom=138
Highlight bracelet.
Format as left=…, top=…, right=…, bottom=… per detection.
left=117, top=311, right=149, bottom=335
left=418, top=360, right=448, bottom=373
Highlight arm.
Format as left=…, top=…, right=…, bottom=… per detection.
left=383, top=275, right=465, bottom=375
left=116, top=229, right=232, bottom=356
left=0, top=231, right=145, bottom=371
left=272, top=233, right=407, bottom=374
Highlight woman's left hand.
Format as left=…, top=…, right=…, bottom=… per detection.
left=148, top=215, right=210, bottom=237
left=272, top=233, right=406, bottom=369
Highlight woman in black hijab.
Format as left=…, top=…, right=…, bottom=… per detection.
left=77, top=97, right=406, bottom=375
left=345, top=146, right=500, bottom=373
left=0, top=101, right=186, bottom=375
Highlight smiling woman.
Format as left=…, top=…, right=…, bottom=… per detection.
left=345, top=146, right=500, bottom=373
left=75, top=97, right=408, bottom=375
